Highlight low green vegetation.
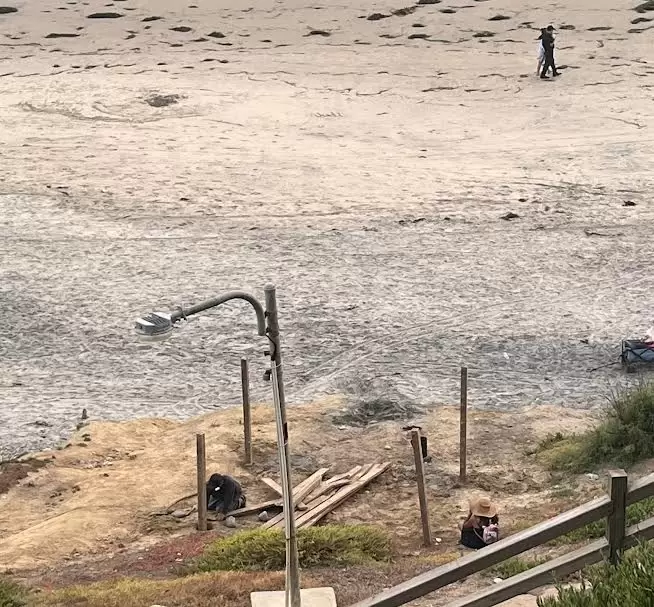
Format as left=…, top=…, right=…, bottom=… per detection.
left=536, top=383, right=654, bottom=473
left=0, top=578, right=28, bottom=607
left=551, top=498, right=654, bottom=546
left=490, top=556, right=548, bottom=579
left=195, top=525, right=392, bottom=572
left=539, top=542, right=654, bottom=606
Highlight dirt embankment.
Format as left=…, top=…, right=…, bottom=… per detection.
left=0, top=397, right=595, bottom=578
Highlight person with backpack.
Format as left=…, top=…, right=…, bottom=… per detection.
left=459, top=496, right=500, bottom=549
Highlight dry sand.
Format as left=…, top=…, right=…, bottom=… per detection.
left=0, top=0, right=653, bottom=460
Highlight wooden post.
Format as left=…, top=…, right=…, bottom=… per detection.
left=459, top=366, right=468, bottom=483
left=241, top=358, right=252, bottom=465
left=606, top=469, right=628, bottom=565
left=411, top=429, right=432, bottom=546
left=196, top=433, right=208, bottom=532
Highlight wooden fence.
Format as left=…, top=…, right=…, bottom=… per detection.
left=350, top=470, right=654, bottom=607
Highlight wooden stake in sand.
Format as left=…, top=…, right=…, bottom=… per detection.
left=411, top=430, right=432, bottom=546
left=196, top=433, right=208, bottom=532
left=459, top=366, right=468, bottom=484
left=241, top=357, right=252, bottom=465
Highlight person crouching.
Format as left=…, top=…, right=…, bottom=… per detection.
left=459, top=496, right=500, bottom=549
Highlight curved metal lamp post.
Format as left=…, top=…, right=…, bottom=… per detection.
left=135, top=285, right=301, bottom=607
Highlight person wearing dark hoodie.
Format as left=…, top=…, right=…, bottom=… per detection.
left=540, top=25, right=560, bottom=79
left=206, top=473, right=246, bottom=515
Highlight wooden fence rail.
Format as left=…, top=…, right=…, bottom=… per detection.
left=350, top=471, right=654, bottom=607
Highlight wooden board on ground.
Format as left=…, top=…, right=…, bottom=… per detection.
left=269, top=462, right=391, bottom=531
left=298, top=463, right=390, bottom=529
left=262, top=477, right=309, bottom=510
left=260, top=468, right=329, bottom=529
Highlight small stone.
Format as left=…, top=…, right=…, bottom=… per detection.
left=435, top=537, right=442, bottom=543
left=623, top=200, right=636, bottom=207
left=585, top=473, right=599, bottom=481
left=384, top=445, right=392, bottom=450
left=493, top=577, right=504, bottom=584
left=0, top=7, right=18, bottom=14
left=171, top=509, right=189, bottom=518
left=225, top=516, right=237, bottom=528
left=500, top=212, right=520, bottom=221
left=367, top=13, right=389, bottom=20
left=208, top=31, right=225, bottom=38
left=258, top=511, right=270, bottom=522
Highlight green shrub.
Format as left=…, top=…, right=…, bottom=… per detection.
left=537, top=383, right=654, bottom=472
left=490, top=556, right=548, bottom=578
left=195, top=525, right=392, bottom=572
left=0, top=578, right=28, bottom=607
left=538, top=542, right=654, bottom=606
left=552, top=498, right=654, bottom=545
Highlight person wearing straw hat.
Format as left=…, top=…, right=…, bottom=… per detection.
left=459, top=496, right=500, bottom=549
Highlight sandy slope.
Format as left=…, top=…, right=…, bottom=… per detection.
left=0, top=398, right=594, bottom=572
left=0, top=0, right=653, bottom=459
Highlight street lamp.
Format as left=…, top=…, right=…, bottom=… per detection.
left=135, top=285, right=301, bottom=607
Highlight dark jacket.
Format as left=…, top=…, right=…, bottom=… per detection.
left=206, top=473, right=243, bottom=514
left=541, top=31, right=555, bottom=57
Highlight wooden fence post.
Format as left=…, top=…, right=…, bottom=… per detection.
left=411, top=430, right=432, bottom=547
left=241, top=358, right=252, bottom=465
left=606, top=469, right=628, bottom=565
left=459, top=367, right=468, bottom=483
left=196, top=433, right=208, bottom=532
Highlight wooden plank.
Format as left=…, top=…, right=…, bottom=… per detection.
left=442, top=539, right=607, bottom=607
left=227, top=499, right=281, bottom=518
left=411, top=430, right=432, bottom=546
left=625, top=514, right=654, bottom=546
left=196, top=434, right=207, bottom=532
left=298, top=462, right=391, bottom=529
left=262, top=477, right=284, bottom=495
left=459, top=366, right=468, bottom=483
left=349, top=495, right=611, bottom=607
left=292, top=468, right=329, bottom=504
left=606, top=470, right=628, bottom=565
left=305, top=479, right=351, bottom=502
left=260, top=468, right=329, bottom=530
left=626, top=471, right=654, bottom=506
left=266, top=494, right=333, bottom=530
left=262, top=477, right=309, bottom=511
left=355, top=463, right=374, bottom=480
left=327, top=466, right=363, bottom=484
left=241, top=358, right=252, bottom=465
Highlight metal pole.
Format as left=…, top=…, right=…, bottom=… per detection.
left=271, top=363, right=301, bottom=607
left=459, top=366, right=468, bottom=484
left=265, top=285, right=301, bottom=607
left=241, top=358, right=253, bottom=465
left=196, top=433, right=208, bottom=532
left=265, top=285, right=288, bottom=427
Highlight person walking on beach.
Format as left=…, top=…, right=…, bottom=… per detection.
left=540, top=25, right=560, bottom=79
left=536, top=28, right=546, bottom=76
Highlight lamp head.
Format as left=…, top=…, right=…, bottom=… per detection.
left=134, top=312, right=174, bottom=341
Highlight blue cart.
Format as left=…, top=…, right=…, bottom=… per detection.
left=621, top=340, right=654, bottom=373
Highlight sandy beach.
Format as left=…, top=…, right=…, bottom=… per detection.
left=1, top=0, right=653, bottom=459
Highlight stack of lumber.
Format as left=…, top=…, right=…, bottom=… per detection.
left=261, top=463, right=390, bottom=531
